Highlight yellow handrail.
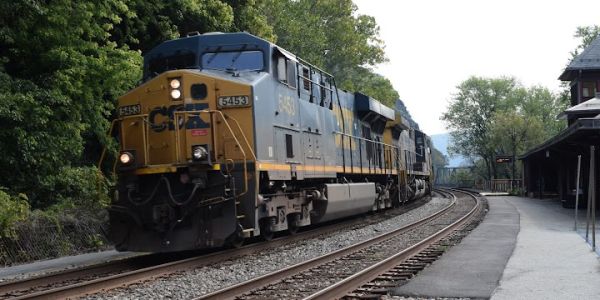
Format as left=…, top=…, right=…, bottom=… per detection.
left=174, top=110, right=251, bottom=198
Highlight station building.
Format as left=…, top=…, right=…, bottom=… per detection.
left=521, top=35, right=600, bottom=207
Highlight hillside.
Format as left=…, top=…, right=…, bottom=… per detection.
left=430, top=133, right=470, bottom=167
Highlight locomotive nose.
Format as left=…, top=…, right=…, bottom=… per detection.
left=117, top=72, right=217, bottom=168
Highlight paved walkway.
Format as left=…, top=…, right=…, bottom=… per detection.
left=492, top=197, right=600, bottom=299
left=0, top=250, right=140, bottom=280
left=391, top=195, right=519, bottom=298
left=392, top=196, right=600, bottom=299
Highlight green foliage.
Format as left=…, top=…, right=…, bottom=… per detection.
left=450, top=169, right=474, bottom=187
left=442, top=76, right=519, bottom=175
left=112, top=0, right=275, bottom=52
left=46, top=166, right=112, bottom=210
left=0, top=0, right=405, bottom=261
left=571, top=25, right=600, bottom=58
left=341, top=67, right=399, bottom=107
left=0, top=74, right=84, bottom=205
left=260, top=0, right=397, bottom=104
left=0, top=0, right=142, bottom=208
left=443, top=76, right=566, bottom=180
left=0, top=189, right=30, bottom=238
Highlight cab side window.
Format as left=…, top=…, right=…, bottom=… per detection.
left=277, top=56, right=297, bottom=89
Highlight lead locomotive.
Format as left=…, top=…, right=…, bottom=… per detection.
left=106, top=32, right=432, bottom=252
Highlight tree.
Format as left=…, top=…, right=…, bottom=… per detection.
left=341, top=67, right=399, bottom=107
left=441, top=76, right=519, bottom=180
left=0, top=0, right=142, bottom=207
left=259, top=0, right=398, bottom=105
left=111, top=0, right=275, bottom=53
left=489, top=110, right=544, bottom=181
left=570, top=25, right=600, bottom=58
left=443, top=76, right=567, bottom=182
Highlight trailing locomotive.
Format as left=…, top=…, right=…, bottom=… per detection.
left=106, top=32, right=432, bottom=252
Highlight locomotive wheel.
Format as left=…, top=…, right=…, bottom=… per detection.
left=260, top=218, right=274, bottom=241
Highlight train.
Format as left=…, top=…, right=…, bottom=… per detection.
left=105, top=32, right=433, bottom=252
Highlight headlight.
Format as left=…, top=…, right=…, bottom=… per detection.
left=171, top=89, right=181, bottom=99
left=119, top=152, right=134, bottom=165
left=192, top=146, right=208, bottom=161
left=170, top=79, right=181, bottom=89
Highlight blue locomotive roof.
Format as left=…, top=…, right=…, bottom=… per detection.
left=143, top=32, right=272, bottom=80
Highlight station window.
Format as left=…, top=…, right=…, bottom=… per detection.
left=582, top=81, right=597, bottom=98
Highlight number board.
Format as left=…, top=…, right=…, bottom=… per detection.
left=218, top=96, right=250, bottom=108
left=495, top=155, right=513, bottom=163
left=119, top=104, right=141, bottom=116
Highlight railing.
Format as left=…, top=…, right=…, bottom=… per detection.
left=334, top=131, right=398, bottom=175
left=475, top=179, right=522, bottom=193
left=174, top=110, right=255, bottom=198
left=98, top=114, right=151, bottom=176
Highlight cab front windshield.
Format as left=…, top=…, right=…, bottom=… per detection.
left=201, top=50, right=264, bottom=72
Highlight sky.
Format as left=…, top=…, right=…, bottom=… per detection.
left=354, top=0, right=600, bottom=135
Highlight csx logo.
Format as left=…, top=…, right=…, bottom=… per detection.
left=149, top=103, right=209, bottom=132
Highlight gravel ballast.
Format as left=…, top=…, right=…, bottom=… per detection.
left=86, top=195, right=453, bottom=300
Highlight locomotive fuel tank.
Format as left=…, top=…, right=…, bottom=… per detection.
left=312, top=183, right=377, bottom=223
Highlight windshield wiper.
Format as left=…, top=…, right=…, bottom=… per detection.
left=228, top=44, right=248, bottom=69
left=205, top=46, right=222, bottom=65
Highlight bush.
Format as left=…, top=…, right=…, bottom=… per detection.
left=0, top=167, right=112, bottom=266
left=0, top=188, right=30, bottom=238
left=46, top=166, right=112, bottom=210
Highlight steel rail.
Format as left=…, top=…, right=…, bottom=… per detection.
left=304, top=188, right=481, bottom=300
left=194, top=189, right=456, bottom=300
left=3, top=195, right=438, bottom=300
left=0, top=255, right=147, bottom=297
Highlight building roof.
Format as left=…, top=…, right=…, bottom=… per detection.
left=520, top=117, right=600, bottom=160
left=559, top=35, right=600, bottom=81
left=558, top=93, right=600, bottom=118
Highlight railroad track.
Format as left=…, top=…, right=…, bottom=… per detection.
left=196, top=188, right=482, bottom=300
left=0, top=194, right=439, bottom=300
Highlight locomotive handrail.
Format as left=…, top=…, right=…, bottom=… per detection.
left=173, top=110, right=250, bottom=198
left=221, top=112, right=257, bottom=160
left=333, top=130, right=398, bottom=148
left=97, top=114, right=151, bottom=176
left=115, top=114, right=151, bottom=172
left=334, top=130, right=398, bottom=175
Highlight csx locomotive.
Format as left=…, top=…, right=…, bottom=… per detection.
left=106, top=32, right=432, bottom=252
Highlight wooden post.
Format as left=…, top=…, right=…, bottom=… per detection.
left=593, top=148, right=597, bottom=251
left=586, top=146, right=594, bottom=242
left=575, top=155, right=581, bottom=231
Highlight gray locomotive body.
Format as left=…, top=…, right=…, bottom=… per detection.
left=108, top=32, right=432, bottom=252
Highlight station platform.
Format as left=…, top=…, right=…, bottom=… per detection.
left=0, top=250, right=139, bottom=281
left=391, top=196, right=600, bottom=299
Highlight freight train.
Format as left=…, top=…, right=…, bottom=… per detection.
left=105, top=32, right=433, bottom=252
